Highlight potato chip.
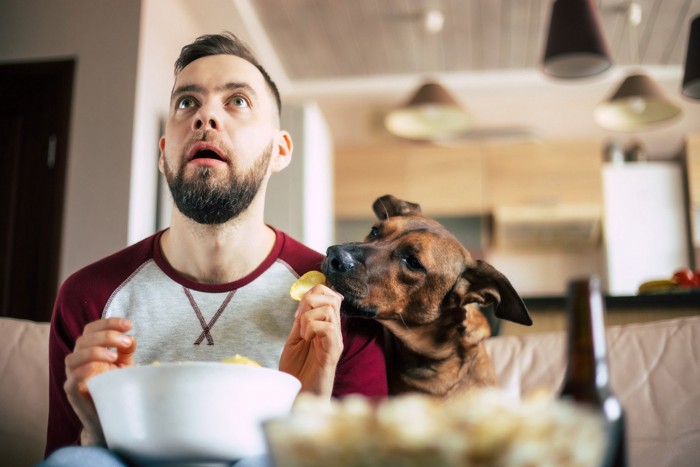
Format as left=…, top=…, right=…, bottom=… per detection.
left=221, top=354, right=261, bottom=367
left=290, top=271, right=327, bottom=301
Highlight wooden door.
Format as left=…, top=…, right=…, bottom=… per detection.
left=0, top=60, right=74, bottom=322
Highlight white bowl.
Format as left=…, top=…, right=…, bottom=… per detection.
left=87, top=362, right=301, bottom=464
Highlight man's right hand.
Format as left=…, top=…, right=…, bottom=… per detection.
left=63, top=317, right=136, bottom=446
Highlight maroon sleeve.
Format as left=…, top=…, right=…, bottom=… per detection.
left=274, top=230, right=325, bottom=275
left=45, top=234, right=157, bottom=457
left=333, top=316, right=388, bottom=398
left=46, top=279, right=98, bottom=454
left=277, top=230, right=388, bottom=398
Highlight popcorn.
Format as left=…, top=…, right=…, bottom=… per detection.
left=265, top=389, right=606, bottom=467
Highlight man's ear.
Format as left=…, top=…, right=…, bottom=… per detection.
left=448, top=260, right=532, bottom=326
left=372, top=195, right=422, bottom=220
left=158, top=136, right=166, bottom=174
left=269, top=130, right=293, bottom=173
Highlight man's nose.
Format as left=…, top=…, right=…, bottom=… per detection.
left=193, top=105, right=220, bottom=131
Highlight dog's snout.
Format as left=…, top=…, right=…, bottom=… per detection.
left=326, top=245, right=358, bottom=273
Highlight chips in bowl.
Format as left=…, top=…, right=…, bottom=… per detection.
left=221, top=354, right=261, bottom=366
left=87, top=362, right=300, bottom=464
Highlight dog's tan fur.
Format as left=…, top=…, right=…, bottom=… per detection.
left=322, top=195, right=532, bottom=397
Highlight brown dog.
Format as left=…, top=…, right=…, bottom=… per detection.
left=322, top=195, right=532, bottom=397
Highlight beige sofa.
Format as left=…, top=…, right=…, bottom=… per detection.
left=2, top=316, right=699, bottom=467
left=1, top=317, right=50, bottom=466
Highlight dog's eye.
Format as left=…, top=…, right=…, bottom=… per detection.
left=368, top=227, right=380, bottom=239
left=403, top=255, right=425, bottom=272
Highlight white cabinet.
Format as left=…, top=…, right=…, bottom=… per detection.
left=603, top=162, right=692, bottom=295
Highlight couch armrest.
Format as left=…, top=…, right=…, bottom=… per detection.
left=485, top=316, right=700, bottom=467
left=0, top=317, right=50, bottom=466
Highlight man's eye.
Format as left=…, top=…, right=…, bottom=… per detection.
left=230, top=96, right=249, bottom=108
left=176, top=97, right=196, bottom=109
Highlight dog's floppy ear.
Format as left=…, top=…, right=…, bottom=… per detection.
left=373, top=195, right=422, bottom=220
left=449, top=260, right=532, bottom=326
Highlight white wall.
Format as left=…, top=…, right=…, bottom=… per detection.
left=265, top=103, right=334, bottom=254
left=0, top=0, right=142, bottom=282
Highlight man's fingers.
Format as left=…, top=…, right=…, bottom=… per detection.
left=298, top=305, right=341, bottom=336
left=295, top=285, right=342, bottom=315
left=66, top=346, right=118, bottom=371
left=74, top=329, right=134, bottom=354
left=65, top=318, right=137, bottom=400
left=302, top=319, right=333, bottom=340
left=83, top=317, right=132, bottom=334
left=298, top=311, right=344, bottom=359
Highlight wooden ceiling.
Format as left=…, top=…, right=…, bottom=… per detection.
left=230, top=0, right=700, bottom=152
left=250, top=0, right=698, bottom=81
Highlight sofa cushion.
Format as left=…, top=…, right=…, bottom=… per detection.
left=2, top=315, right=698, bottom=467
left=0, top=318, right=50, bottom=466
left=485, top=316, right=700, bottom=467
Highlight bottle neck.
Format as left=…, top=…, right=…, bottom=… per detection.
left=561, top=277, right=612, bottom=400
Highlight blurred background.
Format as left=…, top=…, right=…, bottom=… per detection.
left=2, top=0, right=699, bottom=326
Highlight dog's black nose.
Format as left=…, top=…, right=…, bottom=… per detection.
left=326, top=245, right=357, bottom=273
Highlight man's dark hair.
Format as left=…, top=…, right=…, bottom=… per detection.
left=174, top=31, right=281, bottom=115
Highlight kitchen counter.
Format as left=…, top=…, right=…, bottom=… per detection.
left=523, top=290, right=700, bottom=311
left=501, top=291, right=699, bottom=336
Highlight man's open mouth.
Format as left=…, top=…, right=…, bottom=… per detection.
left=187, top=142, right=227, bottom=163
left=191, top=149, right=224, bottom=161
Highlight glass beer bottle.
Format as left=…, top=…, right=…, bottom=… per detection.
left=560, top=276, right=628, bottom=467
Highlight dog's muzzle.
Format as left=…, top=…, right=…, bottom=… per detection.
left=322, top=245, right=378, bottom=319
left=325, top=245, right=359, bottom=273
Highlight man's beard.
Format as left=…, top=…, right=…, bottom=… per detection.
left=164, top=142, right=272, bottom=225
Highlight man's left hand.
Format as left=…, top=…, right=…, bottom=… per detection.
left=279, top=284, right=344, bottom=398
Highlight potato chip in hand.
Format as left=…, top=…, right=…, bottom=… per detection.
left=290, top=271, right=326, bottom=301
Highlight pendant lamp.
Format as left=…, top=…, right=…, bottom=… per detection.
left=384, top=81, right=473, bottom=141
left=594, top=2, right=682, bottom=131
left=682, top=15, right=700, bottom=99
left=594, top=73, right=682, bottom=131
left=542, top=0, right=612, bottom=79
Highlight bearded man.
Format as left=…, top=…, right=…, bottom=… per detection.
left=42, top=32, right=387, bottom=466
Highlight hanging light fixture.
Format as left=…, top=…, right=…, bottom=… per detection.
left=384, top=8, right=473, bottom=141
left=594, top=2, right=682, bottom=131
left=384, top=81, right=473, bottom=141
left=542, top=0, right=612, bottom=79
left=594, top=73, right=682, bottom=131
left=682, top=14, right=700, bottom=99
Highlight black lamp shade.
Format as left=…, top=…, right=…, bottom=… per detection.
left=542, top=0, right=612, bottom=79
left=682, top=15, right=700, bottom=99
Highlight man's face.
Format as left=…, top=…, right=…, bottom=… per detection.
left=159, top=54, right=284, bottom=224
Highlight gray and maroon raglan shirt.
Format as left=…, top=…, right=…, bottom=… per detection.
left=45, top=228, right=387, bottom=456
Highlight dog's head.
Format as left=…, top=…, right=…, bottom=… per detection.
left=322, top=195, right=532, bottom=327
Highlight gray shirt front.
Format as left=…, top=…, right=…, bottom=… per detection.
left=104, top=259, right=298, bottom=369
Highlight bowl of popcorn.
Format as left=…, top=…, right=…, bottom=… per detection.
left=87, top=358, right=301, bottom=464
left=264, top=389, right=607, bottom=467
